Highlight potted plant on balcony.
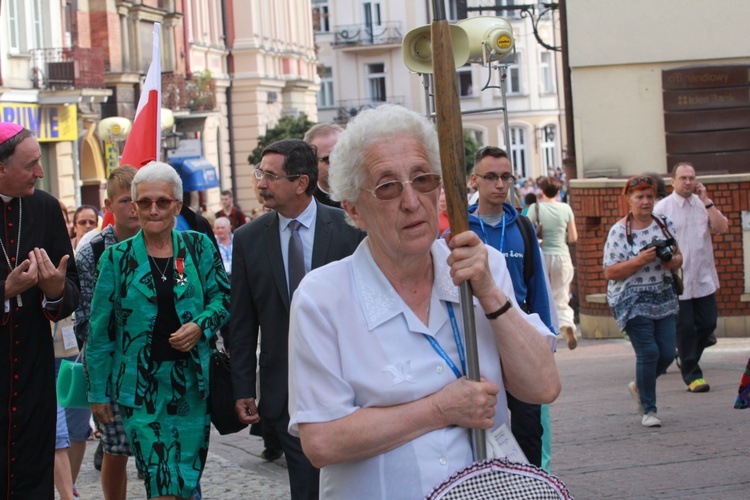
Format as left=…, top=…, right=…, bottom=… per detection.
left=187, top=69, right=215, bottom=111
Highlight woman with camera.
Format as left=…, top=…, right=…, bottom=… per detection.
left=603, top=175, right=683, bottom=427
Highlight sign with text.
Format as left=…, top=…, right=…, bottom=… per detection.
left=663, top=65, right=750, bottom=90
left=1, top=103, right=78, bottom=142
left=104, top=141, right=119, bottom=177
left=662, top=65, right=750, bottom=174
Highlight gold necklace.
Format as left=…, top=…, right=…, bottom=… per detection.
left=149, top=254, right=172, bottom=282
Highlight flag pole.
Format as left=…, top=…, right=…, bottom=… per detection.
left=429, top=0, right=486, bottom=461
left=119, top=22, right=162, bottom=168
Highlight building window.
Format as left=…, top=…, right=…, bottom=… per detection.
left=367, top=63, right=386, bottom=103
left=506, top=52, right=523, bottom=95
left=457, top=65, right=473, bottom=97
left=7, top=0, right=21, bottom=53
left=318, top=67, right=334, bottom=108
left=6, top=0, right=49, bottom=54
left=540, top=52, right=555, bottom=94
left=32, top=0, right=44, bottom=49
left=495, top=0, right=520, bottom=19
left=313, top=1, right=330, bottom=33
left=447, top=0, right=460, bottom=21
left=509, top=127, right=528, bottom=179
left=363, top=1, right=382, bottom=27
left=540, top=125, right=557, bottom=175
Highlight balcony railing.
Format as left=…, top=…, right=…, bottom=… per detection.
left=162, top=71, right=217, bottom=112
left=185, top=73, right=216, bottom=112
left=31, top=47, right=105, bottom=90
left=162, top=72, right=187, bottom=110
left=334, top=96, right=405, bottom=123
left=333, top=22, right=402, bottom=47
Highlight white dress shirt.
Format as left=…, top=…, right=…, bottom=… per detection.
left=654, top=192, right=721, bottom=300
left=288, top=239, right=555, bottom=499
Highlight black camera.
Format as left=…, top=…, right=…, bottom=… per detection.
left=641, top=237, right=676, bottom=262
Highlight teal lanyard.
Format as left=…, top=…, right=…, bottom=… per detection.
left=423, top=302, right=467, bottom=379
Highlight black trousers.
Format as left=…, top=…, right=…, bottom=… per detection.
left=506, top=391, right=543, bottom=467
left=676, top=293, right=718, bottom=385
left=265, top=406, right=320, bottom=500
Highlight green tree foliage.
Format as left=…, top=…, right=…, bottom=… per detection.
left=464, top=130, right=480, bottom=173
left=247, top=113, right=317, bottom=165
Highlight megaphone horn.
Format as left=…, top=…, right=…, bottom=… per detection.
left=455, top=16, right=515, bottom=64
left=402, top=24, right=470, bottom=74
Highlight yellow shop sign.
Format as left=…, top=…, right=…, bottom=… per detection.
left=1, top=103, right=78, bottom=142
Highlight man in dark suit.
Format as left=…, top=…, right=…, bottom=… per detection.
left=231, top=139, right=363, bottom=499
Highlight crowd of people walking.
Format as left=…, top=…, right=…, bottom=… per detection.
left=1, top=109, right=747, bottom=500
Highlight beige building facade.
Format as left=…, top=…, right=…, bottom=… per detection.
left=566, top=0, right=750, bottom=179
left=313, top=0, right=565, bottom=180
left=565, top=0, right=750, bottom=338
left=226, top=0, right=319, bottom=213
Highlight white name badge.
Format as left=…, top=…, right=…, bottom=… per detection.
left=62, top=323, right=78, bottom=350
left=486, top=423, right=529, bottom=464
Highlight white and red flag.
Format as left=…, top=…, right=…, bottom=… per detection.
left=119, top=22, right=162, bottom=168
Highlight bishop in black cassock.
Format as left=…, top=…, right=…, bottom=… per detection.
left=0, top=123, right=79, bottom=498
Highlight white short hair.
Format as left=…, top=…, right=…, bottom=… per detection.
left=328, top=104, right=441, bottom=205
left=131, top=161, right=183, bottom=201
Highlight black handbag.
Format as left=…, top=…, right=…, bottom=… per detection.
left=209, top=348, right=248, bottom=435
left=671, top=271, right=684, bottom=296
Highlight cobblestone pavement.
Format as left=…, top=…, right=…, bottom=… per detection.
left=551, top=336, right=749, bottom=499
left=64, top=336, right=750, bottom=499
left=68, top=426, right=290, bottom=499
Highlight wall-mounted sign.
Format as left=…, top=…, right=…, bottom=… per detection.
left=662, top=65, right=750, bottom=174
left=0, top=103, right=78, bottom=142
left=104, top=141, right=119, bottom=177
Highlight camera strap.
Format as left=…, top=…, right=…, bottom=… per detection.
left=650, top=214, right=675, bottom=240
left=625, top=212, right=674, bottom=246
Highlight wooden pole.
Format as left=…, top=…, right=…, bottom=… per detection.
left=430, top=0, right=486, bottom=461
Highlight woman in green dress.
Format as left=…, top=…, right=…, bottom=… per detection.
left=86, top=161, right=229, bottom=499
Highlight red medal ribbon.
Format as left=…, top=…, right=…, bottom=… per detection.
left=176, top=257, right=187, bottom=286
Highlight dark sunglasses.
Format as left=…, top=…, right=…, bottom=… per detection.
left=628, top=176, right=655, bottom=187
left=134, top=198, right=176, bottom=210
left=365, top=173, right=442, bottom=201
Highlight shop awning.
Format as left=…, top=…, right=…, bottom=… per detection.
left=170, top=156, right=220, bottom=192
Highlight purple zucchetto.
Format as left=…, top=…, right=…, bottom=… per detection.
left=0, top=122, right=24, bottom=145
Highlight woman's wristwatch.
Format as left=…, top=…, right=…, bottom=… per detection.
left=485, top=297, right=513, bottom=320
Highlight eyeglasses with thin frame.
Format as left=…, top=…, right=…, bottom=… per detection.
left=474, top=172, right=516, bottom=184
left=134, top=198, right=176, bottom=211
left=318, top=156, right=330, bottom=164
left=365, top=173, right=442, bottom=201
left=254, top=168, right=301, bottom=182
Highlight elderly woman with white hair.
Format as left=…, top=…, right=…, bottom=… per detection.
left=86, top=161, right=230, bottom=500
left=287, top=105, right=560, bottom=498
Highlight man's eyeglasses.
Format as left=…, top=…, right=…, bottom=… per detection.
left=254, top=168, right=301, bottom=182
left=475, top=172, right=516, bottom=184
left=318, top=156, right=330, bottom=164
left=134, top=198, right=176, bottom=210
left=365, top=173, right=442, bottom=201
